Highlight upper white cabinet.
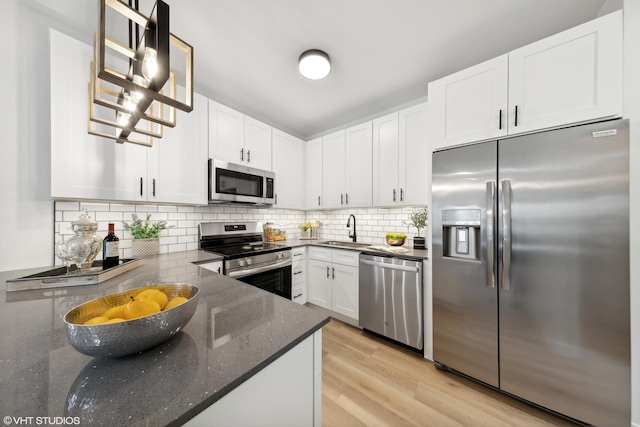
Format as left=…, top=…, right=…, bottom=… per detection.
left=372, top=103, right=428, bottom=207
left=321, top=130, right=346, bottom=209
left=208, top=100, right=272, bottom=170
left=272, top=129, right=306, bottom=209
left=306, top=138, right=323, bottom=209
left=429, top=11, right=623, bottom=150
left=50, top=30, right=207, bottom=205
left=345, top=122, right=373, bottom=208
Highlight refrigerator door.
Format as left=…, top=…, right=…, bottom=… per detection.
left=498, top=120, right=630, bottom=426
left=432, top=141, right=499, bottom=387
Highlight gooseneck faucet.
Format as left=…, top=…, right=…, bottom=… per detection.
left=346, top=214, right=357, bottom=242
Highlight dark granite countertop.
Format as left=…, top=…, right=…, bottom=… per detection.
left=275, top=238, right=429, bottom=260
left=0, top=250, right=329, bottom=426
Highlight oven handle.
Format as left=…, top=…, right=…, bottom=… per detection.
left=227, top=259, right=292, bottom=279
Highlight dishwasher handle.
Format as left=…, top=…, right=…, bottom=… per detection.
left=360, top=258, right=420, bottom=273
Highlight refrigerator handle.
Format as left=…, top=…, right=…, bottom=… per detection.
left=486, top=181, right=495, bottom=288
left=501, top=179, right=512, bottom=291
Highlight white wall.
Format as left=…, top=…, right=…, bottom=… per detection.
left=623, top=1, right=640, bottom=425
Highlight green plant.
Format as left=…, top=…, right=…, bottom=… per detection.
left=121, top=213, right=170, bottom=239
left=299, top=222, right=312, bottom=232
left=405, top=207, right=428, bottom=234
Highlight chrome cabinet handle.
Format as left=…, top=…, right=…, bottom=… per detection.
left=247, top=150, right=251, bottom=163
left=501, top=179, right=512, bottom=291
left=318, top=196, right=321, bottom=206
left=486, top=181, right=495, bottom=288
left=332, top=267, right=335, bottom=279
left=345, top=193, right=349, bottom=204
left=400, top=188, right=404, bottom=202
left=326, top=266, right=330, bottom=278
left=240, top=148, right=244, bottom=162
left=393, top=189, right=396, bottom=202
left=341, top=194, right=344, bottom=205
left=275, top=194, right=278, bottom=205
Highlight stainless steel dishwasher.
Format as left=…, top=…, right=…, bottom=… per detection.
left=359, top=254, right=423, bottom=351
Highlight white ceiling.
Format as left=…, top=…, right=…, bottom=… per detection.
left=41, top=0, right=622, bottom=140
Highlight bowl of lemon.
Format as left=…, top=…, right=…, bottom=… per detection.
left=64, top=283, right=199, bottom=357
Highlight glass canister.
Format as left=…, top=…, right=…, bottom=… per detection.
left=66, top=209, right=103, bottom=269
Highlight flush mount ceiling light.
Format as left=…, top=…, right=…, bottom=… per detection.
left=87, top=0, right=193, bottom=147
left=298, top=49, right=331, bottom=80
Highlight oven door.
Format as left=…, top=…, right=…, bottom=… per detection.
left=209, top=159, right=274, bottom=205
left=227, top=261, right=292, bottom=300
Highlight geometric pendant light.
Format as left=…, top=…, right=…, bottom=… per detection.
left=87, top=0, right=193, bottom=147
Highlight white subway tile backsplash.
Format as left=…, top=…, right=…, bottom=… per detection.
left=54, top=202, right=428, bottom=259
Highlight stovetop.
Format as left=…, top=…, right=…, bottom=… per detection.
left=198, top=221, right=287, bottom=260
left=203, top=242, right=286, bottom=259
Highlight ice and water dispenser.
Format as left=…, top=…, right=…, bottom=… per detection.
left=442, top=209, right=481, bottom=260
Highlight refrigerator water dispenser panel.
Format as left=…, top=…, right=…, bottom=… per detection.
left=442, top=209, right=481, bottom=260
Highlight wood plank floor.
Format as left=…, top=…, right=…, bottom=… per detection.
left=321, top=319, right=576, bottom=427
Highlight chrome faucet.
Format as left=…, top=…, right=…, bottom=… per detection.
left=346, top=214, right=357, bottom=242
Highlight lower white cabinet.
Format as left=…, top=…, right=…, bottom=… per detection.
left=197, top=261, right=223, bottom=274
left=308, top=247, right=359, bottom=321
left=292, top=247, right=308, bottom=304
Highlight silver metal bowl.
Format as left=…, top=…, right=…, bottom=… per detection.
left=64, top=283, right=200, bottom=358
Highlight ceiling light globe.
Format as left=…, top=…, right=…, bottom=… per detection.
left=298, top=50, right=331, bottom=80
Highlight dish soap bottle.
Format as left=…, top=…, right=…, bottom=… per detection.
left=103, top=223, right=120, bottom=270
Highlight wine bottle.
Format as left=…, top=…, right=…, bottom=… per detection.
left=103, top=223, right=120, bottom=270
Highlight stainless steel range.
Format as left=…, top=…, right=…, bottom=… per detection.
left=198, top=222, right=292, bottom=299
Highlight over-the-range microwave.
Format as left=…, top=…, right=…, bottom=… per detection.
left=208, top=159, right=275, bottom=206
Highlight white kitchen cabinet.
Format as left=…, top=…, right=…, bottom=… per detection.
left=198, top=260, right=223, bottom=274
left=507, top=10, right=622, bottom=134
left=208, top=101, right=272, bottom=170
left=372, top=112, right=400, bottom=206
left=320, top=124, right=372, bottom=209
left=50, top=30, right=207, bottom=205
left=307, top=247, right=359, bottom=321
left=306, top=137, right=323, bottom=209
left=428, top=55, right=508, bottom=150
left=272, top=129, right=306, bottom=209
left=291, top=247, right=307, bottom=305
left=429, top=11, right=622, bottom=150
left=399, top=102, right=429, bottom=206
left=321, top=130, right=346, bottom=209
left=345, top=121, right=373, bottom=208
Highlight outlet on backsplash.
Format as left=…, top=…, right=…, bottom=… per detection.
left=54, top=202, right=427, bottom=261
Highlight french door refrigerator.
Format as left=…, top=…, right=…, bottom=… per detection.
left=432, top=119, right=630, bottom=426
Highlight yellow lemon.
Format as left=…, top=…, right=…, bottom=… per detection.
left=103, top=317, right=126, bottom=324
left=84, top=316, right=110, bottom=325
left=164, top=297, right=188, bottom=310
left=102, top=304, right=126, bottom=319
left=136, top=289, right=169, bottom=309
left=123, top=297, right=161, bottom=320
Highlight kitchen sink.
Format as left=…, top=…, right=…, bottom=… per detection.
left=317, top=240, right=372, bottom=249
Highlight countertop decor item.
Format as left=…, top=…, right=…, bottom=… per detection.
left=88, top=0, right=193, bottom=146
left=59, top=209, right=103, bottom=270
left=386, top=233, right=406, bottom=247
left=63, top=283, right=199, bottom=357
left=406, top=207, right=428, bottom=249
left=123, top=213, right=170, bottom=257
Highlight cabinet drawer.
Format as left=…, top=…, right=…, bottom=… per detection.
left=292, top=247, right=306, bottom=265
left=308, top=246, right=332, bottom=262
left=331, top=249, right=360, bottom=267
left=293, top=263, right=305, bottom=284
left=292, top=283, right=307, bottom=305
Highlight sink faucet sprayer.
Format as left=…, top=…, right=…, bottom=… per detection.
left=346, top=214, right=357, bottom=242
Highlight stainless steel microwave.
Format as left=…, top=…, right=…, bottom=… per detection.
left=208, top=159, right=275, bottom=206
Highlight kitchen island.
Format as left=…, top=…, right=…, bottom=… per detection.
left=0, top=251, right=330, bottom=426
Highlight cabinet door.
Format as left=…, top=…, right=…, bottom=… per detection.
left=50, top=30, right=147, bottom=202
left=305, top=138, right=323, bottom=209
left=508, top=11, right=622, bottom=134
left=428, top=55, right=508, bottom=150
left=244, top=116, right=272, bottom=171
left=148, top=90, right=208, bottom=205
left=372, top=112, right=400, bottom=206
left=345, top=122, right=372, bottom=208
left=208, top=100, right=245, bottom=164
left=198, top=261, right=223, bottom=274
left=307, top=259, right=331, bottom=309
left=399, top=102, right=429, bottom=206
left=322, top=130, right=346, bottom=209
left=272, top=129, right=305, bottom=209
left=332, top=264, right=359, bottom=320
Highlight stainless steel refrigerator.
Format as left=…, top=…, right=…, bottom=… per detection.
left=432, top=119, right=630, bottom=426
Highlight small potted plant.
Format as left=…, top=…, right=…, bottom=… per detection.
left=299, top=222, right=312, bottom=239
left=122, top=213, right=171, bottom=258
left=405, top=207, right=428, bottom=249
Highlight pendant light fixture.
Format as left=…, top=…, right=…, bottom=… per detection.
left=298, top=49, right=331, bottom=80
left=87, top=0, right=194, bottom=147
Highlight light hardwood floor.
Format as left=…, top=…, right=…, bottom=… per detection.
left=321, top=319, right=576, bottom=427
